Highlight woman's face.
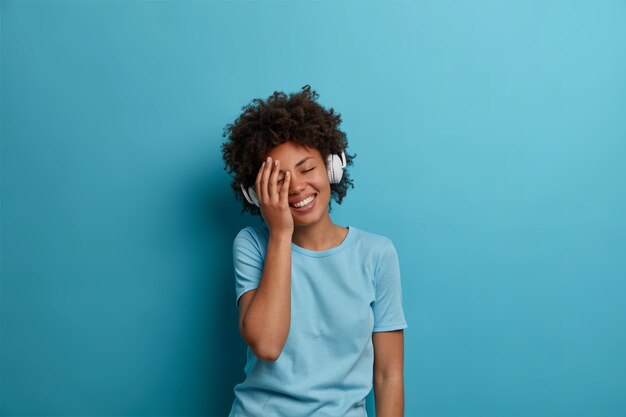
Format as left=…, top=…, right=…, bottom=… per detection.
left=266, top=140, right=330, bottom=226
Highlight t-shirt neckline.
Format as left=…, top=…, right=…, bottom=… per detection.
left=291, top=226, right=354, bottom=257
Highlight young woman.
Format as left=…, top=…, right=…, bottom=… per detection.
left=221, top=85, right=408, bottom=417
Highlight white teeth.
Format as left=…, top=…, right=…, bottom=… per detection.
left=292, top=195, right=315, bottom=208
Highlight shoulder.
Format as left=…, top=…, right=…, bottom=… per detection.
left=233, top=225, right=270, bottom=251
left=350, top=225, right=394, bottom=250
left=350, top=226, right=399, bottom=273
left=234, top=224, right=269, bottom=240
left=348, top=226, right=397, bottom=271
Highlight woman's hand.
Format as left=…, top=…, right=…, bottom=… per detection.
left=256, top=156, right=293, bottom=236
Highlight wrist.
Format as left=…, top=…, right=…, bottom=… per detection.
left=269, top=229, right=293, bottom=242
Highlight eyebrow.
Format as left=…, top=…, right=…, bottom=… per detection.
left=295, top=156, right=314, bottom=167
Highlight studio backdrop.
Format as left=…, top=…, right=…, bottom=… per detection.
left=2, top=1, right=625, bottom=416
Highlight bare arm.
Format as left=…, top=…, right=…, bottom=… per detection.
left=373, top=330, right=405, bottom=417
left=241, top=231, right=292, bottom=361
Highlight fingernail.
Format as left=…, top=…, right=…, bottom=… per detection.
left=266, top=157, right=271, bottom=163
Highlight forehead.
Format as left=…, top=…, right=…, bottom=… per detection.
left=266, top=141, right=321, bottom=163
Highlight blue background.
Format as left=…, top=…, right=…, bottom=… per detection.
left=2, top=1, right=625, bottom=416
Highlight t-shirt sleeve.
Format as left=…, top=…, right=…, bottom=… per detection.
left=233, top=227, right=265, bottom=310
left=372, top=239, right=408, bottom=332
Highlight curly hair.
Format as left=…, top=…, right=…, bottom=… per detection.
left=221, top=85, right=356, bottom=217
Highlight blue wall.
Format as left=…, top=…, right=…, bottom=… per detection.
left=2, top=1, right=625, bottom=416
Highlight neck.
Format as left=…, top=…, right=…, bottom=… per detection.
left=291, top=212, right=348, bottom=251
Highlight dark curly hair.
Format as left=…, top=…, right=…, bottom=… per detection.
left=221, top=85, right=356, bottom=217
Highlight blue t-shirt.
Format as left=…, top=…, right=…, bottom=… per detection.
left=228, top=225, right=408, bottom=417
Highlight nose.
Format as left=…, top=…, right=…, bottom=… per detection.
left=288, top=171, right=306, bottom=195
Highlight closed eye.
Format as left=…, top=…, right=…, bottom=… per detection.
left=277, top=167, right=315, bottom=184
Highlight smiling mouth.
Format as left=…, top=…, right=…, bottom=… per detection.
left=290, top=194, right=317, bottom=209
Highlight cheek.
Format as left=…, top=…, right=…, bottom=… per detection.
left=313, top=174, right=330, bottom=190
left=314, top=167, right=329, bottom=183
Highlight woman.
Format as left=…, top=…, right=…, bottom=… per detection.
left=221, top=85, right=408, bottom=417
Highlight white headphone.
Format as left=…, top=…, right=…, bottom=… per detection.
left=240, top=151, right=346, bottom=207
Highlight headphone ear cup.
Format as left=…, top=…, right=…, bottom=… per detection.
left=248, top=186, right=259, bottom=207
left=327, top=153, right=344, bottom=184
left=240, top=184, right=260, bottom=207
left=326, top=154, right=335, bottom=183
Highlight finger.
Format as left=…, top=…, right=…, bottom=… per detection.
left=280, top=170, right=290, bottom=207
left=255, top=160, right=266, bottom=203
left=261, top=156, right=272, bottom=205
left=269, top=159, right=280, bottom=203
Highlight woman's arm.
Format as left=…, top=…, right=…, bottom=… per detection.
left=241, top=157, right=294, bottom=361
left=240, top=232, right=292, bottom=361
left=373, top=329, right=405, bottom=417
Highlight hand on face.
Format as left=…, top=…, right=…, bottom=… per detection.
left=255, top=156, right=294, bottom=236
